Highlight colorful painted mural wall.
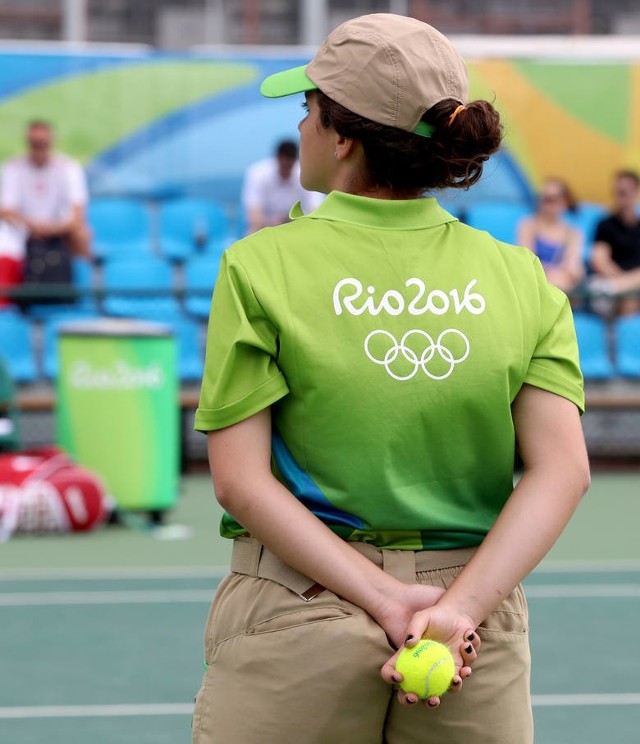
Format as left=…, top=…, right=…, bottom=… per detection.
left=0, top=47, right=637, bottom=209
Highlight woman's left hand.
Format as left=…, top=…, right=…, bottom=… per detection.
left=380, top=602, right=481, bottom=708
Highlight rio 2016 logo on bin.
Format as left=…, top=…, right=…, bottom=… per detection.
left=69, top=360, right=166, bottom=390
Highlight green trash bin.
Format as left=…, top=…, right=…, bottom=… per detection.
left=56, top=319, right=179, bottom=513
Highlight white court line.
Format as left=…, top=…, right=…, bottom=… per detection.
left=536, top=560, right=640, bottom=573
left=0, top=704, right=194, bottom=719
left=0, top=566, right=229, bottom=581
left=0, top=590, right=213, bottom=606
left=2, top=695, right=640, bottom=719
left=1, top=561, right=640, bottom=582
left=525, top=584, right=640, bottom=598
left=0, top=583, right=639, bottom=606
left=532, top=693, right=640, bottom=707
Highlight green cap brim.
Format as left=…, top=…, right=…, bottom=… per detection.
left=260, top=64, right=318, bottom=98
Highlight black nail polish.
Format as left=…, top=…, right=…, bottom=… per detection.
left=405, top=634, right=414, bottom=643
left=452, top=678, right=461, bottom=685
left=466, top=633, right=475, bottom=642
left=406, top=697, right=417, bottom=705
left=391, top=674, right=401, bottom=683
left=465, top=644, right=473, bottom=654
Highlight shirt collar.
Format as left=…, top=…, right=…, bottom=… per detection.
left=289, top=190, right=457, bottom=230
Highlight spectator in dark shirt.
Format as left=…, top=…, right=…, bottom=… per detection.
left=590, top=170, right=640, bottom=316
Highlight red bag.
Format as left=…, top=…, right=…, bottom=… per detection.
left=0, top=447, right=109, bottom=540
left=0, top=256, right=23, bottom=308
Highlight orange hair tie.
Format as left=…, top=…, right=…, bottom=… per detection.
left=447, top=104, right=466, bottom=127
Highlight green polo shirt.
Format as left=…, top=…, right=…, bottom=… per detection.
left=195, top=191, right=584, bottom=550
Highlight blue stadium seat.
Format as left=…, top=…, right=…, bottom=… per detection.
left=0, top=310, right=37, bottom=382
left=88, top=198, right=152, bottom=260
left=234, top=207, right=248, bottom=240
left=158, top=197, right=231, bottom=262
left=566, top=202, right=607, bottom=263
left=572, top=312, right=614, bottom=380
left=103, top=255, right=181, bottom=321
left=464, top=203, right=531, bottom=245
left=614, top=314, right=640, bottom=378
left=184, top=253, right=222, bottom=318
left=27, top=258, right=98, bottom=320
left=172, top=317, right=204, bottom=381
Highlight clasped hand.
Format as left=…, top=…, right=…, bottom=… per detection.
left=374, top=582, right=480, bottom=708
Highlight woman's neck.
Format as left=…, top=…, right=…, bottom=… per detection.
left=329, top=165, right=420, bottom=201
left=536, top=213, right=563, bottom=228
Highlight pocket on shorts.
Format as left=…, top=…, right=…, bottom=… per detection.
left=246, top=604, right=355, bottom=636
left=479, top=583, right=528, bottom=638
left=206, top=574, right=362, bottom=655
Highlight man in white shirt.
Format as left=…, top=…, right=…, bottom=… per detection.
left=242, top=139, right=323, bottom=234
left=0, top=120, right=90, bottom=259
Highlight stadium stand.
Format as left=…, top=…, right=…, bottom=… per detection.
left=572, top=312, right=615, bottom=381
left=102, top=254, right=181, bottom=320
left=173, top=316, right=205, bottom=381
left=464, top=203, right=531, bottom=244
left=158, top=197, right=231, bottom=262
left=614, top=314, right=640, bottom=378
left=0, top=309, right=38, bottom=383
left=183, top=253, right=221, bottom=319
left=88, top=197, right=152, bottom=260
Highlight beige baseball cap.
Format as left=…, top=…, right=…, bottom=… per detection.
left=260, top=13, right=468, bottom=138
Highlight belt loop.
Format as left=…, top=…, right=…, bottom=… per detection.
left=382, top=549, right=417, bottom=585
left=248, top=539, right=263, bottom=577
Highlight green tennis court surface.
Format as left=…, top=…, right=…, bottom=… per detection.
left=2, top=473, right=639, bottom=743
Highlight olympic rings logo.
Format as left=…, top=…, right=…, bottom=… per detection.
left=364, top=328, right=470, bottom=381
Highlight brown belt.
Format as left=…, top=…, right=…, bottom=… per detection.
left=230, top=536, right=476, bottom=602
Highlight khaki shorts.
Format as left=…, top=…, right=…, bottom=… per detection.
left=192, top=537, right=533, bottom=744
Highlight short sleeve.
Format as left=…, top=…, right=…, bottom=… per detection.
left=66, top=161, right=88, bottom=206
left=522, top=259, right=585, bottom=413
left=194, top=250, right=289, bottom=431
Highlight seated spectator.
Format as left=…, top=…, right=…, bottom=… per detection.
left=0, top=121, right=90, bottom=304
left=517, top=177, right=584, bottom=294
left=590, top=170, right=640, bottom=316
left=242, top=139, right=322, bottom=234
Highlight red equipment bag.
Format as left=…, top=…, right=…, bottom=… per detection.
left=0, top=255, right=23, bottom=309
left=0, top=446, right=109, bottom=540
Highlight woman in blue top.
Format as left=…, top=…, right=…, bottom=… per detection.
left=517, top=177, right=584, bottom=293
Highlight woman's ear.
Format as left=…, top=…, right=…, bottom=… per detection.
left=334, top=135, right=358, bottom=161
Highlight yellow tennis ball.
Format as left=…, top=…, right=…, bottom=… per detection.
left=395, top=639, right=456, bottom=699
